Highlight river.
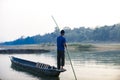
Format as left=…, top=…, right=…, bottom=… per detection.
left=0, top=50, right=120, bottom=80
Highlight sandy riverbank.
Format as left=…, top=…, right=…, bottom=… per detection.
left=87, top=43, right=120, bottom=52
left=0, top=43, right=120, bottom=52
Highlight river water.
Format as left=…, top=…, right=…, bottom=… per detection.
left=0, top=50, right=120, bottom=80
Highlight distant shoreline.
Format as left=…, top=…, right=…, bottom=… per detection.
left=68, top=43, right=120, bottom=52
left=0, top=43, right=120, bottom=53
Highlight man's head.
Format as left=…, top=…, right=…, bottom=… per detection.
left=60, top=30, right=65, bottom=35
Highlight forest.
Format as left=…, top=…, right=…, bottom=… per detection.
left=1, top=23, right=120, bottom=45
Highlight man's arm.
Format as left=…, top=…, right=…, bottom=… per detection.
left=64, top=43, right=67, bottom=48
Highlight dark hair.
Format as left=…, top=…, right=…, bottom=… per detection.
left=60, top=30, right=65, bottom=34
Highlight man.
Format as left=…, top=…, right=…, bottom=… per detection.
left=57, top=30, right=67, bottom=70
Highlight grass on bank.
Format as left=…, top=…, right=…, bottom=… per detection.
left=67, top=43, right=95, bottom=51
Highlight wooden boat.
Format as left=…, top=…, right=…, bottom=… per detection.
left=10, top=56, right=66, bottom=77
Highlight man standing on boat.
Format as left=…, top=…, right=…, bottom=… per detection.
left=57, top=30, right=67, bottom=70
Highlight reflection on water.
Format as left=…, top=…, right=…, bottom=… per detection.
left=71, top=50, right=120, bottom=67
left=0, top=50, right=120, bottom=80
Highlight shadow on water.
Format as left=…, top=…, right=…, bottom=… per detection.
left=11, top=63, right=59, bottom=80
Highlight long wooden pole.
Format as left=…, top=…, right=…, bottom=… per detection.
left=51, top=16, right=59, bottom=29
left=66, top=48, right=77, bottom=80
left=51, top=16, right=77, bottom=80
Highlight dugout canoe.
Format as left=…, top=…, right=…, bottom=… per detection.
left=10, top=56, right=66, bottom=77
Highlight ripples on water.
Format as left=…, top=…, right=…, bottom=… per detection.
left=0, top=50, right=120, bottom=80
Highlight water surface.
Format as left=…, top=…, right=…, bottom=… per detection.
left=0, top=50, right=120, bottom=80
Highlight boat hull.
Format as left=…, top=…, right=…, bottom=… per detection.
left=10, top=56, right=65, bottom=77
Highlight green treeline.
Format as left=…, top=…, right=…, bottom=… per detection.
left=1, top=23, right=120, bottom=45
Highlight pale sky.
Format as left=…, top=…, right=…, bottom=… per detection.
left=0, top=0, right=120, bottom=42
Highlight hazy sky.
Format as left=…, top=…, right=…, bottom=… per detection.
left=0, top=0, right=120, bottom=42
